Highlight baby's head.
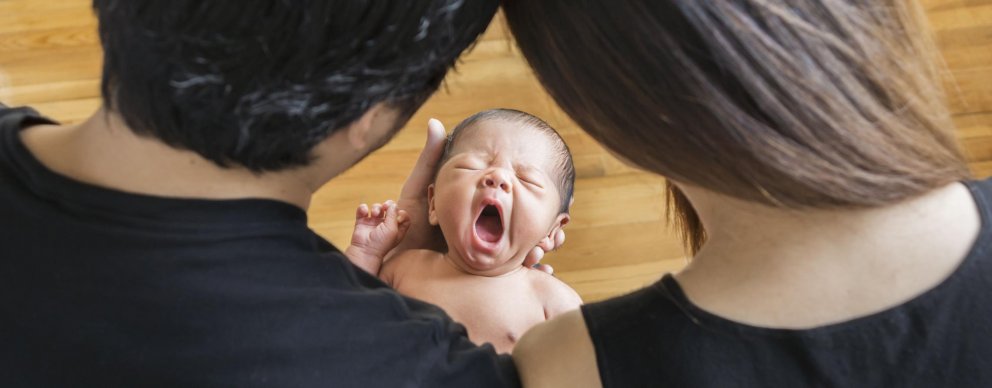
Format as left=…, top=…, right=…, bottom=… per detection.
left=428, top=109, right=575, bottom=276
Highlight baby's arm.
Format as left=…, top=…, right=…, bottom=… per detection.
left=345, top=200, right=411, bottom=275
left=535, top=274, right=584, bottom=319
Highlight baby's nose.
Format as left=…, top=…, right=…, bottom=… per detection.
left=482, top=171, right=512, bottom=192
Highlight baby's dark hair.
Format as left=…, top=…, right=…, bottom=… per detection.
left=439, top=108, right=575, bottom=213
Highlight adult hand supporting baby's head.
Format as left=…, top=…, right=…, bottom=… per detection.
left=390, top=119, right=449, bottom=258
left=524, top=229, right=565, bottom=275
left=390, top=119, right=565, bottom=274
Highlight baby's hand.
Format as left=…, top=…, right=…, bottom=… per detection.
left=346, top=200, right=411, bottom=275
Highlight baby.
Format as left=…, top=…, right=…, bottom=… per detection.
left=346, top=109, right=582, bottom=353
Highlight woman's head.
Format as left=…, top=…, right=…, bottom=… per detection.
left=504, top=0, right=969, bottom=252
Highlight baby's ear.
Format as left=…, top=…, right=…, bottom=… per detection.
left=427, top=184, right=439, bottom=226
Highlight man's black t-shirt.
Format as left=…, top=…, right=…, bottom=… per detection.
left=0, top=105, right=519, bottom=387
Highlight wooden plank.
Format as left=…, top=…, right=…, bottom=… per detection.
left=557, top=260, right=686, bottom=303
left=971, top=160, right=992, bottom=178
left=545, top=220, right=686, bottom=273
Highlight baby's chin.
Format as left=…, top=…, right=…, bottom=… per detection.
left=454, top=249, right=528, bottom=277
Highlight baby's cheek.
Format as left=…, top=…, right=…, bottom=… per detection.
left=451, top=205, right=473, bottom=223
left=512, top=210, right=546, bottom=244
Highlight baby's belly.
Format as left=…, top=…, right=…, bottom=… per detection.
left=397, top=283, right=545, bottom=353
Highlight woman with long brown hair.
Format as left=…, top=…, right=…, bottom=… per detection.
left=502, top=1, right=990, bottom=386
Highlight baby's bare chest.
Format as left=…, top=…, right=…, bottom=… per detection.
left=393, top=268, right=547, bottom=342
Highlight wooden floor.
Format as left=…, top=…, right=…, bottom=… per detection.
left=2, top=1, right=990, bottom=302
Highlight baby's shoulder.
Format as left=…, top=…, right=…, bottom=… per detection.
left=381, top=249, right=442, bottom=284
left=524, top=267, right=569, bottom=289
left=526, top=269, right=583, bottom=314
left=386, top=249, right=440, bottom=266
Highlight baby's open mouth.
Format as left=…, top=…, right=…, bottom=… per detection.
left=475, top=204, right=504, bottom=243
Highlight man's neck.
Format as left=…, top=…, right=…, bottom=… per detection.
left=19, top=108, right=322, bottom=210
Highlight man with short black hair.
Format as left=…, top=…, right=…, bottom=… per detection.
left=0, top=1, right=523, bottom=386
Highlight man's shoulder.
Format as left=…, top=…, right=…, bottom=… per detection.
left=299, top=250, right=520, bottom=387
left=0, top=104, right=57, bottom=130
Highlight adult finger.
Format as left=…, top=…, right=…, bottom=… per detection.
left=523, top=246, right=545, bottom=268
left=534, top=263, right=554, bottom=275
left=399, top=118, right=447, bottom=200
left=554, top=229, right=566, bottom=250
left=395, top=211, right=412, bottom=241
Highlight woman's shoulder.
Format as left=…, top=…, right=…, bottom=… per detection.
left=513, top=309, right=602, bottom=388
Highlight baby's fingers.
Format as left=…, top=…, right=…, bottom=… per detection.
left=383, top=200, right=400, bottom=225
left=370, top=203, right=384, bottom=219
left=355, top=203, right=370, bottom=219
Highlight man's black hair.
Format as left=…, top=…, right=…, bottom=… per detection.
left=92, top=0, right=498, bottom=171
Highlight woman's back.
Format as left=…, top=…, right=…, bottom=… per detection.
left=502, top=1, right=988, bottom=386
left=581, top=178, right=992, bottom=387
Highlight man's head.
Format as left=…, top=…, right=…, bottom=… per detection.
left=428, top=109, right=575, bottom=276
left=92, top=0, right=498, bottom=172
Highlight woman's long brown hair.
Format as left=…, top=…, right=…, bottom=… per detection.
left=504, top=0, right=970, bottom=254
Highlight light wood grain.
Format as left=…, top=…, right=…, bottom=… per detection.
left=1, top=1, right=990, bottom=302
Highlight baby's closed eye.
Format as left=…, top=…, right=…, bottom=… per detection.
left=517, top=174, right=543, bottom=188
left=454, top=159, right=487, bottom=171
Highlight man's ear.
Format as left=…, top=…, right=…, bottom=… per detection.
left=427, top=184, right=439, bottom=226
left=345, top=103, right=388, bottom=150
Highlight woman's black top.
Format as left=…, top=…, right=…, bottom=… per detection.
left=582, top=178, right=992, bottom=387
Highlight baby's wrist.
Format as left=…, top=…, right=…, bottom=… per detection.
left=347, top=244, right=384, bottom=260
left=345, top=245, right=385, bottom=274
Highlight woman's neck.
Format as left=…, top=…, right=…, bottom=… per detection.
left=673, top=181, right=981, bottom=328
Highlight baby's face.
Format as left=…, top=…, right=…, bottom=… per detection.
left=429, top=120, right=569, bottom=276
